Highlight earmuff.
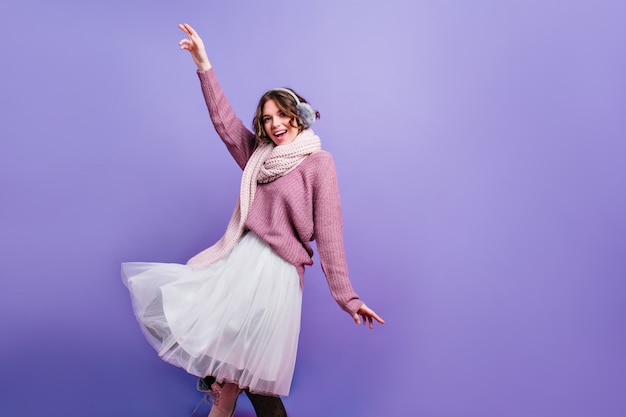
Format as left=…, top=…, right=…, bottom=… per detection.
left=271, top=88, right=317, bottom=129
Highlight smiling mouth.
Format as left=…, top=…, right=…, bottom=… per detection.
left=273, top=130, right=287, bottom=139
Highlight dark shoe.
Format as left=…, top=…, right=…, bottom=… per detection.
left=197, top=375, right=217, bottom=392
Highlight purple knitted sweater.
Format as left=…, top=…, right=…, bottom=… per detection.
left=196, top=69, right=362, bottom=316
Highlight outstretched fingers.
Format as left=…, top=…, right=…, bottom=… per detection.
left=179, top=23, right=202, bottom=44
left=176, top=22, right=211, bottom=70
left=178, top=23, right=194, bottom=49
left=178, top=23, right=193, bottom=37
left=353, top=304, right=385, bottom=329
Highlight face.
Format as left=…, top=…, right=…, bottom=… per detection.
left=262, top=99, right=299, bottom=146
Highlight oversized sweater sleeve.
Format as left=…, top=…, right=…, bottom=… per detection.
left=197, top=69, right=256, bottom=169
left=313, top=153, right=364, bottom=316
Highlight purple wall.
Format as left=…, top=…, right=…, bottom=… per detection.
left=2, top=1, right=625, bottom=416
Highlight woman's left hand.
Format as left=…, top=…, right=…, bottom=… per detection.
left=353, top=304, right=385, bottom=329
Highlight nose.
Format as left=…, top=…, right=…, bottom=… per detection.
left=271, top=115, right=282, bottom=128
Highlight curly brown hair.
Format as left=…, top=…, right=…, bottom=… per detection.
left=252, top=88, right=320, bottom=145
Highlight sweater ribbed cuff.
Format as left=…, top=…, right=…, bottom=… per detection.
left=345, top=299, right=365, bottom=317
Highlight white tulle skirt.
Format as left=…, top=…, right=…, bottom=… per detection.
left=121, top=232, right=302, bottom=396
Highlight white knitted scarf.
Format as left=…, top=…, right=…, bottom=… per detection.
left=187, top=129, right=322, bottom=265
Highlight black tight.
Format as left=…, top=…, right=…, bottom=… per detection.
left=244, top=390, right=287, bottom=417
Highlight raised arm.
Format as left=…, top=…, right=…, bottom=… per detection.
left=178, top=23, right=255, bottom=169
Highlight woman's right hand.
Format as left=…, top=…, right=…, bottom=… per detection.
left=178, top=23, right=212, bottom=71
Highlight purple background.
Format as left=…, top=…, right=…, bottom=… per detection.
left=2, top=1, right=625, bottom=416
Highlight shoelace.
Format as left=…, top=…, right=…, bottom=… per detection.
left=206, top=384, right=223, bottom=406
left=192, top=376, right=219, bottom=415
left=190, top=394, right=206, bottom=417
left=189, top=391, right=217, bottom=417
left=190, top=381, right=225, bottom=416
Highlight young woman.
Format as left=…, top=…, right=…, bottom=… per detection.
left=121, top=23, right=384, bottom=417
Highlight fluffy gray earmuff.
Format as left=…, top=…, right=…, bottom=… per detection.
left=272, top=88, right=316, bottom=129
left=296, top=102, right=316, bottom=129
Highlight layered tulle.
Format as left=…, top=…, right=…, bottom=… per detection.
left=121, top=232, right=302, bottom=396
